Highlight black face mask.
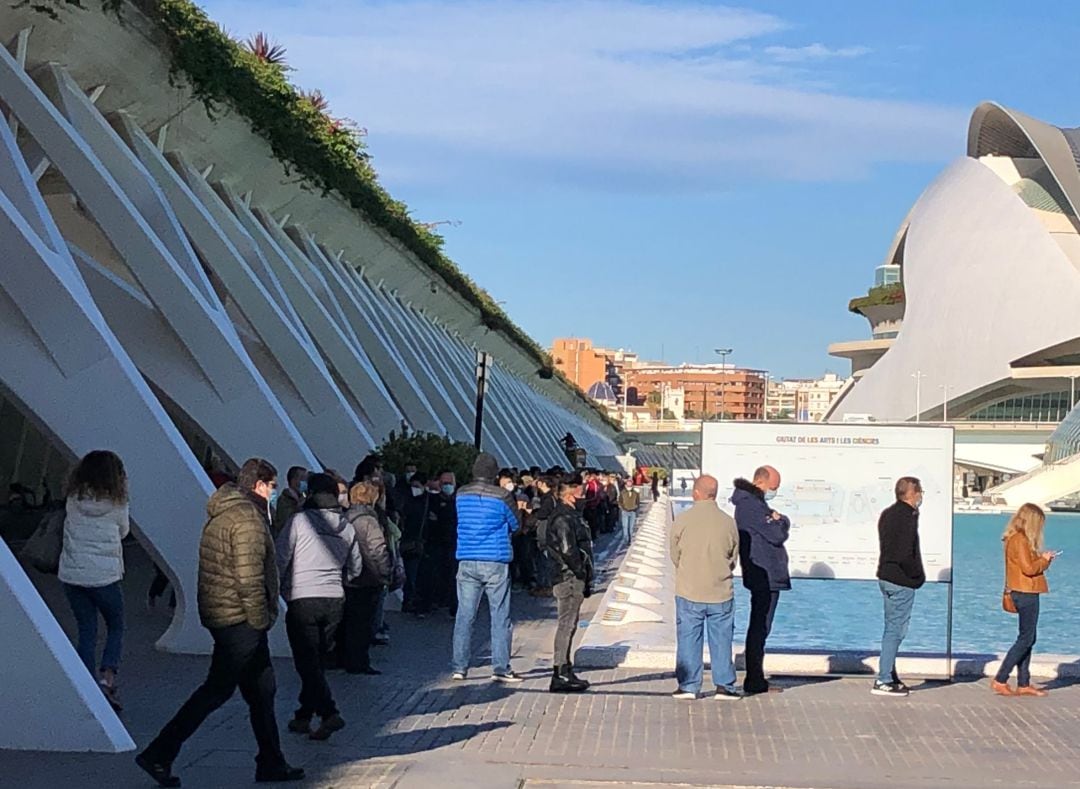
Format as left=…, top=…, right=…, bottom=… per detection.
left=574, top=499, right=587, bottom=512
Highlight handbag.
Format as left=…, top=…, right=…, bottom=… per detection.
left=22, top=509, right=65, bottom=574
left=1002, top=586, right=1017, bottom=614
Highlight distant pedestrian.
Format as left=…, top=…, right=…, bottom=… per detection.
left=399, top=471, right=430, bottom=613
left=731, top=465, right=790, bottom=696
left=276, top=473, right=362, bottom=740
left=59, top=450, right=129, bottom=712
left=451, top=453, right=522, bottom=682
left=670, top=475, right=741, bottom=701
left=651, top=472, right=660, bottom=500
left=992, top=503, right=1057, bottom=697
left=136, top=458, right=304, bottom=788
left=546, top=481, right=593, bottom=693
left=618, top=480, right=641, bottom=543
left=873, top=477, right=926, bottom=697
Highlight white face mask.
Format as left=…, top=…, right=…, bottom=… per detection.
left=411, top=487, right=425, bottom=498
left=764, top=490, right=777, bottom=502
left=338, top=493, right=349, bottom=508
left=405, top=471, right=415, bottom=482
left=501, top=481, right=515, bottom=492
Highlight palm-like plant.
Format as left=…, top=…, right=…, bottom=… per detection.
left=303, top=89, right=330, bottom=113
left=245, top=32, right=288, bottom=66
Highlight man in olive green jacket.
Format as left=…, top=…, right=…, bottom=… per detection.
left=670, top=474, right=741, bottom=701
left=138, top=459, right=304, bottom=787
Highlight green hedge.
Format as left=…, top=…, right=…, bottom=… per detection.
left=848, top=283, right=904, bottom=314
left=28, top=0, right=619, bottom=430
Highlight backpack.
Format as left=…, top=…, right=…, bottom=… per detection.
left=22, top=508, right=65, bottom=574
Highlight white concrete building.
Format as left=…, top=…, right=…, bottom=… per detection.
left=0, top=3, right=619, bottom=753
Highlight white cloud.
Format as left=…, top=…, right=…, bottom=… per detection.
left=203, top=0, right=965, bottom=191
left=764, top=43, right=873, bottom=62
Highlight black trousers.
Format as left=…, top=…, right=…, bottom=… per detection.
left=553, top=577, right=585, bottom=666
left=743, top=589, right=780, bottom=692
left=144, top=623, right=285, bottom=769
left=341, top=586, right=380, bottom=672
left=285, top=597, right=343, bottom=720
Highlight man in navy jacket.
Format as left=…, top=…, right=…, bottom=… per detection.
left=731, top=465, right=790, bottom=695
left=450, top=452, right=522, bottom=682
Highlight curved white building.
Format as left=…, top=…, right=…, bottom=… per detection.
left=828, top=102, right=1080, bottom=427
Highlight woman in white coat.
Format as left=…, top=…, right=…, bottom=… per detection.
left=59, top=450, right=130, bottom=710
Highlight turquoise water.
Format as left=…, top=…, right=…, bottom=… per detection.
left=688, top=512, right=1080, bottom=655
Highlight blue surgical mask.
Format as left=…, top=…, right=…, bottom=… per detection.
left=441, top=484, right=456, bottom=496
left=269, top=488, right=282, bottom=508
left=764, top=490, right=777, bottom=502
left=298, top=480, right=308, bottom=495
left=405, top=471, right=415, bottom=482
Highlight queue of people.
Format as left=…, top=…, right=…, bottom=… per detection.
left=34, top=442, right=1060, bottom=787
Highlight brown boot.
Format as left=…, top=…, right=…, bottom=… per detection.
left=1016, top=685, right=1049, bottom=697
left=990, top=679, right=1016, bottom=696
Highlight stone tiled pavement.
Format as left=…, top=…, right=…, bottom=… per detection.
left=5, top=512, right=1080, bottom=789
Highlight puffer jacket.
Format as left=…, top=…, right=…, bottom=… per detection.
left=731, top=478, right=791, bottom=592
left=344, top=504, right=392, bottom=588
left=276, top=492, right=362, bottom=601
left=546, top=501, right=593, bottom=583
left=455, top=480, right=519, bottom=563
left=197, top=484, right=280, bottom=631
left=58, top=496, right=130, bottom=588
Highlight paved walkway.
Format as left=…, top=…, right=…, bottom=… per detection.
left=5, top=506, right=1080, bottom=789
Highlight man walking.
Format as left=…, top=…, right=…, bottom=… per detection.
left=136, top=458, right=303, bottom=787
left=873, top=476, right=926, bottom=697
left=451, top=453, right=522, bottom=682
left=618, top=480, right=641, bottom=544
left=731, top=465, right=790, bottom=696
left=671, top=475, right=741, bottom=701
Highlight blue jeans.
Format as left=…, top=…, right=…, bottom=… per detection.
left=878, top=580, right=916, bottom=683
left=64, top=581, right=124, bottom=676
left=675, top=596, right=736, bottom=693
left=620, top=510, right=638, bottom=542
left=996, top=591, right=1040, bottom=687
left=452, top=560, right=512, bottom=675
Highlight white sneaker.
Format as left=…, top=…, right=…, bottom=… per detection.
left=713, top=688, right=743, bottom=701
left=671, top=689, right=697, bottom=700
left=451, top=671, right=467, bottom=681
left=492, top=671, right=524, bottom=684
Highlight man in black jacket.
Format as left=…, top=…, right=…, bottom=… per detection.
left=545, top=481, right=593, bottom=693
left=873, top=476, right=926, bottom=698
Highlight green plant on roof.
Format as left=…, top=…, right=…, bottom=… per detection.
left=25, top=0, right=620, bottom=431
left=848, top=283, right=904, bottom=314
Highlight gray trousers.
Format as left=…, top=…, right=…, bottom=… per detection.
left=553, top=577, right=585, bottom=667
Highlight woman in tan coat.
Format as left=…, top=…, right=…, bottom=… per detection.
left=991, top=503, right=1057, bottom=697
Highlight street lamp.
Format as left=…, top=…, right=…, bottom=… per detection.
left=911, top=370, right=927, bottom=423
left=715, top=348, right=733, bottom=421
left=939, top=383, right=950, bottom=423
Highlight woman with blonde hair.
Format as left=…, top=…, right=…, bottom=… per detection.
left=991, top=503, right=1057, bottom=697
left=337, top=481, right=391, bottom=675
left=59, top=450, right=129, bottom=711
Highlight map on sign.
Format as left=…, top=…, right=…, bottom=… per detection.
left=700, top=423, right=954, bottom=583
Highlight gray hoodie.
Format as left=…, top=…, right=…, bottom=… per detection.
left=275, top=504, right=362, bottom=602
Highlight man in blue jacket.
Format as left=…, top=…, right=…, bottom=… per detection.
left=451, top=452, right=523, bottom=682
left=731, top=465, right=790, bottom=695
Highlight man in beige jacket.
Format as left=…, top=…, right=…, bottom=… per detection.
left=670, top=475, right=741, bottom=701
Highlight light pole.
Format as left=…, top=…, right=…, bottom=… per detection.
left=715, top=348, right=732, bottom=421
left=939, top=383, right=950, bottom=423
left=911, top=370, right=927, bottom=423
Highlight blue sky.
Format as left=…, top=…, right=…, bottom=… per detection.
left=203, top=0, right=1079, bottom=378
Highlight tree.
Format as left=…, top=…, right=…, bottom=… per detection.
left=377, top=429, right=479, bottom=484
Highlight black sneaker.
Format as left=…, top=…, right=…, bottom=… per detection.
left=492, top=671, right=524, bottom=684
left=286, top=717, right=311, bottom=734
left=310, top=713, right=345, bottom=741
left=871, top=680, right=909, bottom=697
left=255, top=764, right=305, bottom=783
left=135, top=752, right=180, bottom=787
